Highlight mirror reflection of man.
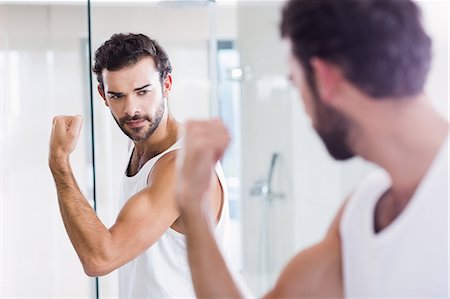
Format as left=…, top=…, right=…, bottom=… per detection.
left=175, top=0, right=449, bottom=298
left=49, top=33, right=230, bottom=298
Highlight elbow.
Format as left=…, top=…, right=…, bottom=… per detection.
left=78, top=236, right=117, bottom=277
left=82, top=256, right=114, bottom=277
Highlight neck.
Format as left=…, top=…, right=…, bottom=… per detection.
left=133, top=109, right=181, bottom=159
left=351, top=95, right=449, bottom=199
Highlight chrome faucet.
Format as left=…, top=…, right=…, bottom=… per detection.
left=250, top=153, right=284, bottom=200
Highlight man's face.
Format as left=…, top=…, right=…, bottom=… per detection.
left=286, top=40, right=355, bottom=160
left=100, top=57, right=167, bottom=142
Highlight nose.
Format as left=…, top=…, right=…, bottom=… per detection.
left=124, top=96, right=140, bottom=117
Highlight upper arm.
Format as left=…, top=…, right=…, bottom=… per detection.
left=264, top=202, right=347, bottom=299
left=209, top=169, right=225, bottom=223
left=102, top=152, right=181, bottom=273
left=98, top=151, right=224, bottom=275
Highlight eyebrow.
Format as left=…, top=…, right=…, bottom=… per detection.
left=107, top=84, right=152, bottom=96
left=134, top=84, right=151, bottom=91
left=107, top=91, right=123, bottom=96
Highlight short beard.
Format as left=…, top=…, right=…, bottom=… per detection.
left=113, top=99, right=165, bottom=142
left=315, top=103, right=355, bottom=161
left=308, top=77, right=355, bottom=161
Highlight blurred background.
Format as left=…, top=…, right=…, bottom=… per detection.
left=1, top=0, right=448, bottom=297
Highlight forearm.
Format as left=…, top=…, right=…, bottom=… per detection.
left=183, top=203, right=242, bottom=299
left=49, top=157, right=112, bottom=273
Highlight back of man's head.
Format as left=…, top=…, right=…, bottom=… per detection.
left=93, top=33, right=172, bottom=91
left=280, top=0, right=432, bottom=99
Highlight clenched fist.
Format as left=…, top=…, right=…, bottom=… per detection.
left=176, top=119, right=230, bottom=214
left=49, top=115, right=83, bottom=166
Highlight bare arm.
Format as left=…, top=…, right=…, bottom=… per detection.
left=49, top=115, right=222, bottom=277
left=176, top=120, right=345, bottom=298
left=49, top=148, right=181, bottom=276
left=264, top=204, right=345, bottom=298
left=49, top=156, right=111, bottom=275
left=183, top=200, right=242, bottom=298
left=182, top=191, right=345, bottom=299
left=176, top=120, right=241, bottom=298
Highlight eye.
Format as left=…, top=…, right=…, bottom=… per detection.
left=138, top=90, right=150, bottom=96
left=110, top=94, right=123, bottom=100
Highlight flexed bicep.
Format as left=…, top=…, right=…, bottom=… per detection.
left=91, top=153, right=181, bottom=275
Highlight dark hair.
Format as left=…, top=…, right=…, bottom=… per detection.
left=281, top=0, right=432, bottom=98
left=93, top=33, right=172, bottom=90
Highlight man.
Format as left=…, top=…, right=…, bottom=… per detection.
left=175, top=0, right=449, bottom=297
left=49, top=33, right=230, bottom=298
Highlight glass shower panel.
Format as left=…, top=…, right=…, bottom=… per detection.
left=214, top=1, right=297, bottom=295
left=234, top=2, right=296, bottom=295
left=1, top=2, right=95, bottom=298
left=216, top=1, right=369, bottom=296
left=88, top=1, right=212, bottom=297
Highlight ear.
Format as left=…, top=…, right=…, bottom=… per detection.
left=97, top=84, right=109, bottom=107
left=162, top=73, right=173, bottom=98
left=310, top=58, right=342, bottom=105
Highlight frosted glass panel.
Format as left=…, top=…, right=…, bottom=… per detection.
left=0, top=4, right=95, bottom=298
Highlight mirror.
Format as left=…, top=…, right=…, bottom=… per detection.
left=1, top=0, right=448, bottom=297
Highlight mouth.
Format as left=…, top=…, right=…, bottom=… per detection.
left=126, top=119, right=145, bottom=128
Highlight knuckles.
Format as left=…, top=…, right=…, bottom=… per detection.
left=184, top=120, right=230, bottom=157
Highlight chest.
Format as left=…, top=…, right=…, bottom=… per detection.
left=126, top=151, right=156, bottom=177
left=343, top=192, right=448, bottom=297
left=373, top=190, right=411, bottom=234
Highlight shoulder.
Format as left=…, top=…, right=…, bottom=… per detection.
left=147, top=150, right=180, bottom=186
left=155, top=150, right=178, bottom=167
left=266, top=201, right=348, bottom=299
left=351, top=170, right=390, bottom=200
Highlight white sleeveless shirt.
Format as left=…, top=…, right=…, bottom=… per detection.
left=340, top=133, right=449, bottom=298
left=118, top=138, right=230, bottom=298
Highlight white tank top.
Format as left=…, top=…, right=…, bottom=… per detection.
left=340, top=133, right=449, bottom=298
left=118, top=138, right=230, bottom=299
